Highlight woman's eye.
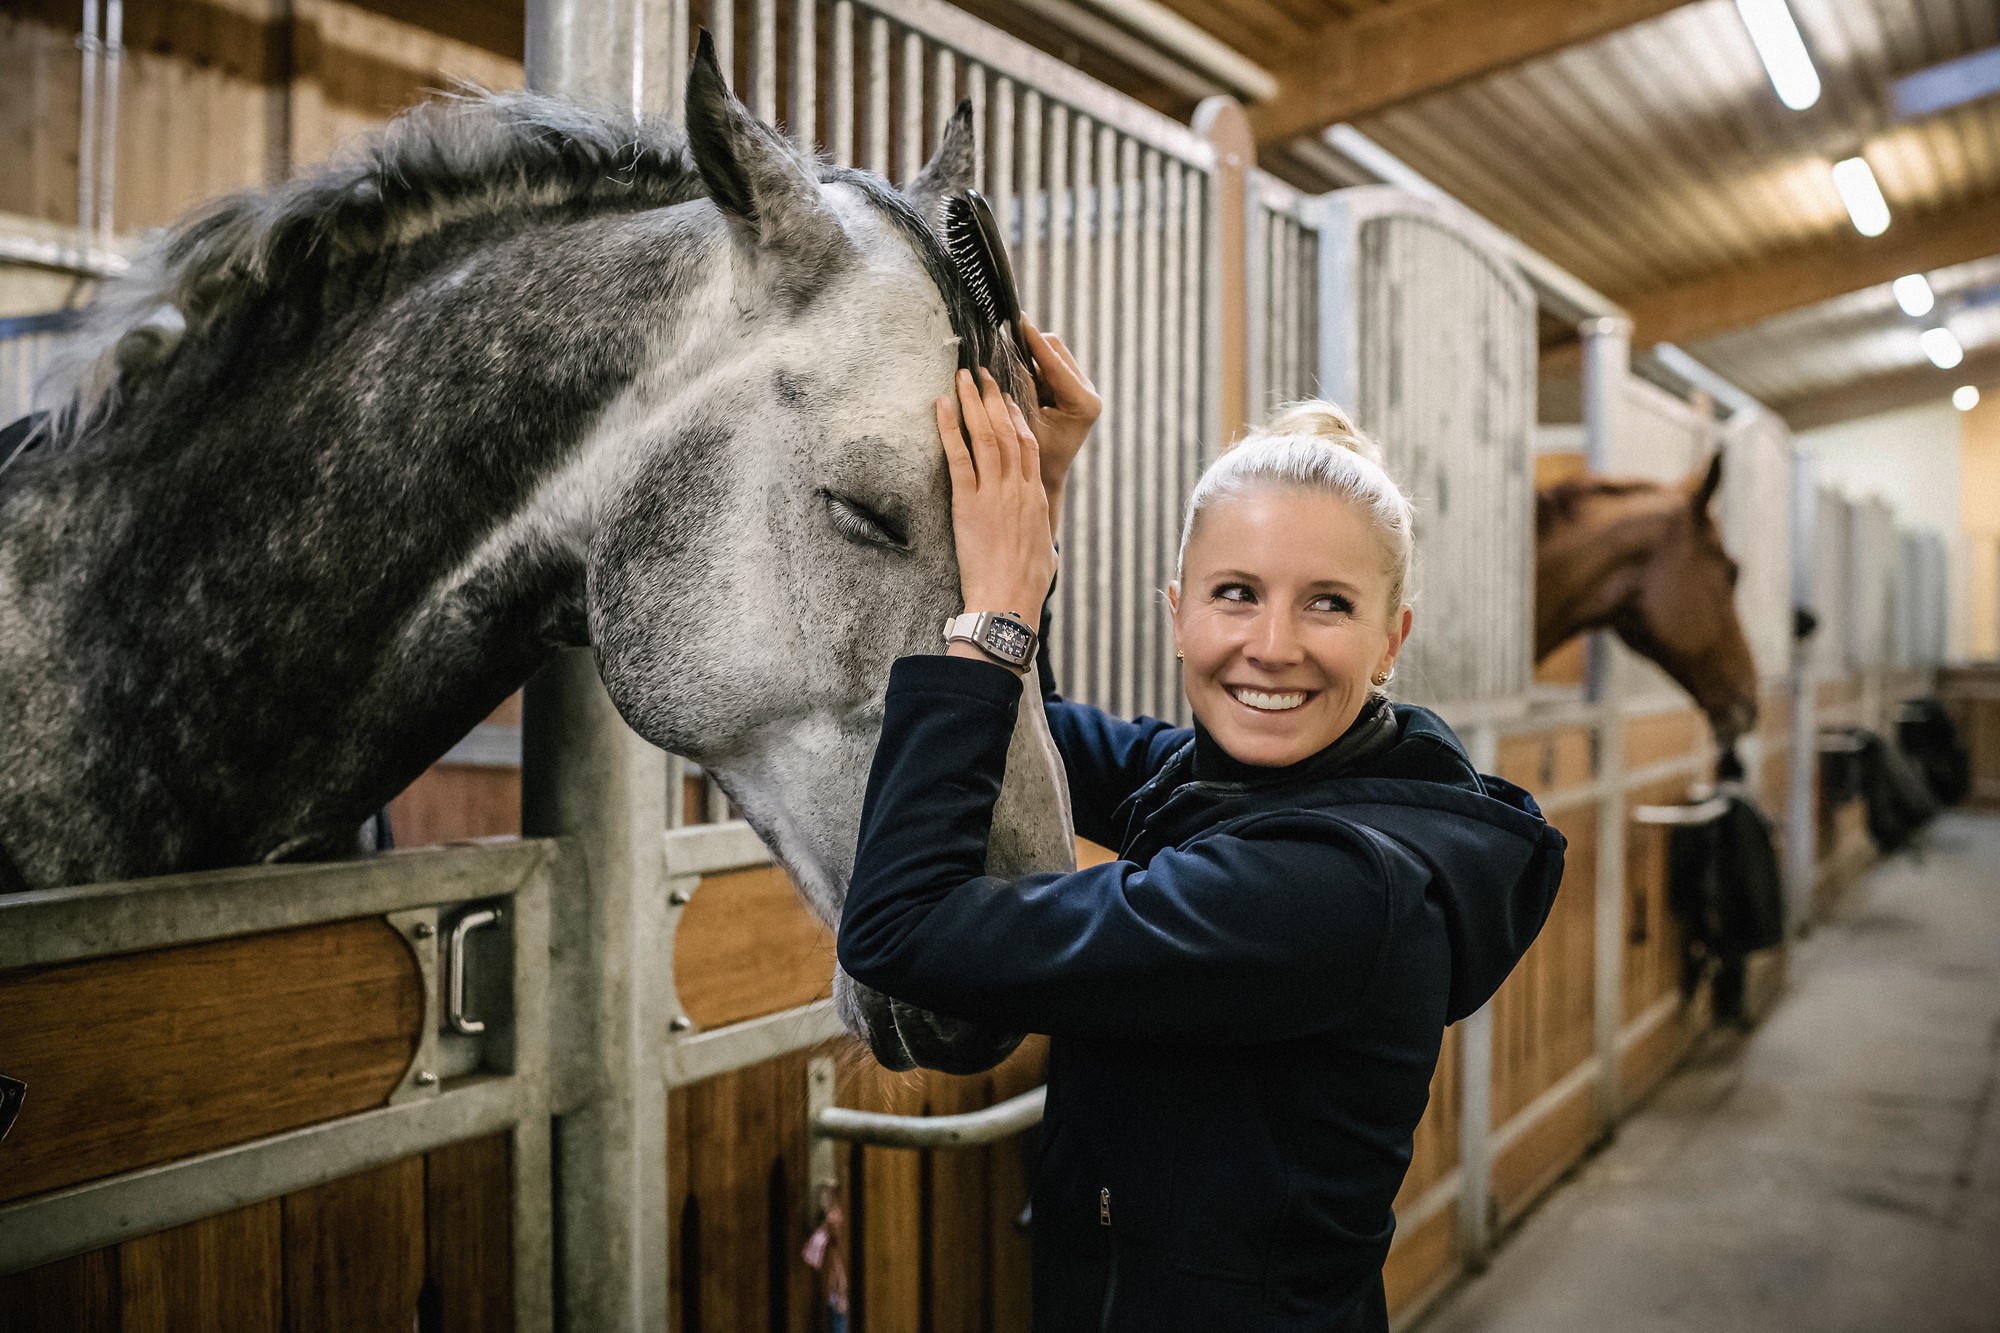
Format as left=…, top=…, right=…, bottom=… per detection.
left=821, top=491, right=910, bottom=550
left=1212, top=584, right=1254, bottom=603
left=1310, top=594, right=1355, bottom=614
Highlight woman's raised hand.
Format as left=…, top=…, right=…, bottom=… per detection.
left=1022, top=318, right=1099, bottom=530
left=937, top=368, right=1057, bottom=641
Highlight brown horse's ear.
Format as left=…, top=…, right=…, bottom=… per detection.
left=1690, top=451, right=1724, bottom=514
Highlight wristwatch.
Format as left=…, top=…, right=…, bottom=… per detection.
left=942, top=610, right=1040, bottom=669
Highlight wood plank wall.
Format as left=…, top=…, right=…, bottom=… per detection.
left=0, top=1131, right=514, bottom=1333
left=0, top=0, right=523, bottom=249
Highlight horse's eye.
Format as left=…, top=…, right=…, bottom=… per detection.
left=821, top=491, right=910, bottom=550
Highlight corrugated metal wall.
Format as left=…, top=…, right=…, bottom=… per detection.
left=1310, top=187, right=1537, bottom=714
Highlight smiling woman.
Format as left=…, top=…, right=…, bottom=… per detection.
left=837, top=352, right=1566, bottom=1333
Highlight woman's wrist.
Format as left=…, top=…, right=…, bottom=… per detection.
left=944, top=639, right=1028, bottom=675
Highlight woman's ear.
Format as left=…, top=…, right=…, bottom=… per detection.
left=1166, top=580, right=1181, bottom=615
left=1378, top=604, right=1413, bottom=677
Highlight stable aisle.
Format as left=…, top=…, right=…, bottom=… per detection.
left=1417, top=811, right=2000, bottom=1333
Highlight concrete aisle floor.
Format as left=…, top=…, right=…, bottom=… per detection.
left=1418, top=811, right=2000, bottom=1333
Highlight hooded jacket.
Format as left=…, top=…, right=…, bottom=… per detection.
left=839, top=655, right=1565, bottom=1332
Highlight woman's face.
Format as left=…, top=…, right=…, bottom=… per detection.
left=1169, top=486, right=1412, bottom=768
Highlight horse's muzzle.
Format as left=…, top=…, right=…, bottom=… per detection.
left=835, top=969, right=1025, bottom=1074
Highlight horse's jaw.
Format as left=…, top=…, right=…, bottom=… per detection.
left=715, top=664, right=1074, bottom=1075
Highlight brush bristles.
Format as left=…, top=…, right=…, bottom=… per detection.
left=942, top=195, right=1012, bottom=330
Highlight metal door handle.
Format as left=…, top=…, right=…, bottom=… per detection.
left=447, top=908, right=503, bottom=1036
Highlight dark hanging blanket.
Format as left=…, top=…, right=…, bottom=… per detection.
left=1666, top=794, right=1785, bottom=1022
left=1897, top=697, right=1971, bottom=808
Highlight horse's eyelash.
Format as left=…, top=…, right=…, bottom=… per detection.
left=821, top=492, right=910, bottom=550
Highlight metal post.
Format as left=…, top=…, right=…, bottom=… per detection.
left=1457, top=722, right=1498, bottom=1270
left=525, top=0, right=677, bottom=116
left=1191, top=96, right=1250, bottom=447
left=1786, top=447, right=1819, bottom=933
left=1580, top=315, right=1630, bottom=1131
left=523, top=650, right=670, bottom=1333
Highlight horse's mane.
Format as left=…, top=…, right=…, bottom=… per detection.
left=1535, top=475, right=1671, bottom=531
left=37, top=92, right=712, bottom=446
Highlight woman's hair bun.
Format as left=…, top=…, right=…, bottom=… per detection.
left=1261, top=399, right=1384, bottom=467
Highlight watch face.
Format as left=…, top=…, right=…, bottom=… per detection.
left=984, top=617, right=1032, bottom=663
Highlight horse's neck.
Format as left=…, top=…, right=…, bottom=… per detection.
left=0, top=212, right=721, bottom=887
left=1535, top=496, right=1670, bottom=657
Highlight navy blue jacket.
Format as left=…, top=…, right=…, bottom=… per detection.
left=839, top=657, right=1565, bottom=1332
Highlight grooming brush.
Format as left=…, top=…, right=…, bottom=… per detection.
left=942, top=190, right=1037, bottom=386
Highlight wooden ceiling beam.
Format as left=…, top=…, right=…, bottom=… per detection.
left=1773, top=343, right=2000, bottom=431
left=1247, top=0, right=1699, bottom=146
left=1625, top=192, right=2000, bottom=347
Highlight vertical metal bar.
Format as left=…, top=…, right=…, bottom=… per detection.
left=1046, top=103, right=1070, bottom=337
left=865, top=16, right=890, bottom=178
left=968, top=63, right=988, bottom=190
left=899, top=30, right=924, bottom=185
left=97, top=0, right=121, bottom=250
left=1458, top=722, right=1498, bottom=1269
left=1018, top=88, right=1042, bottom=317
left=932, top=46, right=956, bottom=154
left=831, top=0, right=854, bottom=164
left=1137, top=147, right=1164, bottom=719
left=665, top=0, right=692, bottom=125
left=709, top=0, right=734, bottom=88
left=790, top=0, right=815, bottom=146
left=1068, top=114, right=1094, bottom=698
left=1115, top=133, right=1141, bottom=716
left=522, top=650, right=670, bottom=1333
left=77, top=0, right=99, bottom=246
left=752, top=0, right=776, bottom=122
left=1787, top=445, right=1818, bottom=932
left=1579, top=314, right=1631, bottom=1134
left=1244, top=204, right=1267, bottom=420
left=991, top=76, right=1014, bottom=244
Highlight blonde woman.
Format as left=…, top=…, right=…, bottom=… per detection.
left=840, top=322, right=1564, bottom=1333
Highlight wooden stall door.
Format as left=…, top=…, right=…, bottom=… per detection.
left=0, top=1133, right=515, bottom=1333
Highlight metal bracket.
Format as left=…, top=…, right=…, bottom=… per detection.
left=386, top=907, right=443, bottom=1105
left=448, top=907, right=505, bottom=1036
left=0, top=1073, right=24, bottom=1141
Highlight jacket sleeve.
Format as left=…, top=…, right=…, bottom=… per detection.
left=838, top=655, right=1402, bottom=1046
left=1033, top=591, right=1189, bottom=848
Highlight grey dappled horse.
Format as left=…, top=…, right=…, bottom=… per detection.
left=0, top=42, right=1073, bottom=1074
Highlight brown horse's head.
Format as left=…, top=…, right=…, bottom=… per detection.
left=1536, top=455, right=1761, bottom=753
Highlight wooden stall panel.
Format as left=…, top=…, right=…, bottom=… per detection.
left=1941, top=666, right=2000, bottom=809
left=0, top=1133, right=513, bottom=1332
left=1620, top=777, right=1689, bottom=1026
left=1494, top=726, right=1594, bottom=801
left=0, top=919, right=420, bottom=1204
left=1622, top=706, right=1709, bottom=772
left=1490, top=1078, right=1595, bottom=1226
left=1490, top=809, right=1597, bottom=1129
left=1381, top=1204, right=1457, bottom=1320
left=675, top=867, right=835, bottom=1030
left=667, top=1038, right=1048, bottom=1333
left=1394, top=1023, right=1461, bottom=1212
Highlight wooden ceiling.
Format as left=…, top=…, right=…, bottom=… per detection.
left=961, top=0, right=2000, bottom=426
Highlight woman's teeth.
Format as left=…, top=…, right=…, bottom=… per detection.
left=1228, top=686, right=1308, bottom=712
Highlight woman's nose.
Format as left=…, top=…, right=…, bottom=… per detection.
left=1245, top=611, right=1305, bottom=666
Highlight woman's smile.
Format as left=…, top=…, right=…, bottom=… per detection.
left=1224, top=684, right=1315, bottom=713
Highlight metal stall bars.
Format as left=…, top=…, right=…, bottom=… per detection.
left=0, top=840, right=561, bottom=1328
left=1304, top=184, right=1539, bottom=1269
left=1246, top=170, right=1320, bottom=423
left=0, top=311, right=86, bottom=430
left=1717, top=407, right=1798, bottom=839
left=717, top=0, right=1224, bottom=726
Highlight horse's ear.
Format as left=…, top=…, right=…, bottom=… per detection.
left=905, top=100, right=976, bottom=227
left=1690, top=451, right=1724, bottom=514
left=684, top=31, right=848, bottom=276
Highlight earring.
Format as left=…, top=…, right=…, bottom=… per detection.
left=1372, top=668, right=1393, bottom=687
left=1175, top=648, right=1184, bottom=661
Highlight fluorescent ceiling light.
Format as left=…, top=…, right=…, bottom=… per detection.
left=1832, top=157, right=1891, bottom=236
left=1954, top=385, right=1981, bottom=411
left=1735, top=0, right=1821, bottom=110
left=1920, top=327, right=1964, bottom=369
left=1892, top=273, right=1935, bottom=317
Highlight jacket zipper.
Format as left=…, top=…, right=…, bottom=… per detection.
left=1098, top=1187, right=1118, bottom=1333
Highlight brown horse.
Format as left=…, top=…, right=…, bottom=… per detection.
left=1535, top=454, right=1761, bottom=751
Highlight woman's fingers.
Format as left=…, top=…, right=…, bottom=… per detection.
left=975, top=369, right=1017, bottom=481
left=1007, top=397, right=1043, bottom=490
left=955, top=369, right=1003, bottom=482
left=936, top=394, right=974, bottom=487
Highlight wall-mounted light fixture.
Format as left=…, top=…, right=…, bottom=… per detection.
left=1920, top=327, right=1965, bottom=370
left=1953, top=385, right=1981, bottom=411
left=1832, top=156, right=1891, bottom=236
left=1735, top=0, right=1821, bottom=110
left=1891, top=273, right=1935, bottom=317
